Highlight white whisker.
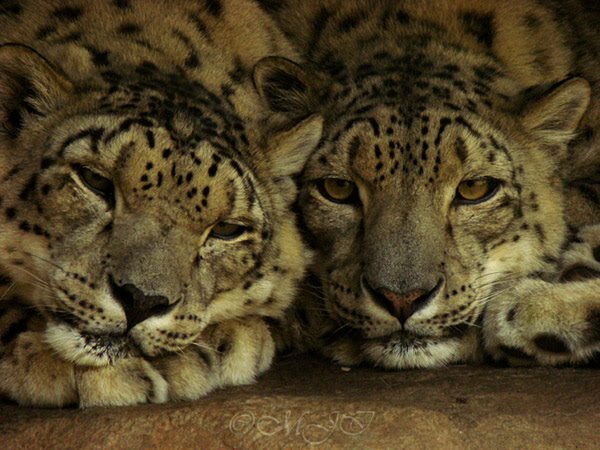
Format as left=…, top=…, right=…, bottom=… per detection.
left=0, top=281, right=16, bottom=302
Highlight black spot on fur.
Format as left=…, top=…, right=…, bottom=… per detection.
left=230, top=160, right=244, bottom=177
left=188, top=13, right=212, bottom=43
left=308, top=7, right=332, bottom=58
left=59, top=127, right=105, bottom=155
left=461, top=11, right=495, bottom=48
left=113, top=0, right=130, bottom=8
left=145, top=130, right=155, bottom=149
left=101, top=70, right=121, bottom=84
left=396, top=9, right=410, bottom=24
left=255, top=0, right=283, bottom=14
left=36, top=25, right=57, bottom=40
left=57, top=33, right=82, bottom=46
left=523, top=14, right=542, bottom=29
left=506, top=307, right=517, bottom=323
left=172, top=30, right=201, bottom=69
left=117, top=22, right=142, bottom=35
left=368, top=118, right=380, bottom=137
left=5, top=207, right=17, bottom=219
left=53, top=6, right=83, bottom=22
left=560, top=265, right=600, bottom=283
left=5, top=107, right=24, bottom=139
left=228, top=58, right=245, bottom=84
left=217, top=339, right=231, bottom=355
left=205, top=0, right=222, bottom=17
left=19, top=174, right=38, bottom=201
left=208, top=164, right=218, bottom=177
left=348, top=136, right=361, bottom=160
left=119, top=117, right=152, bottom=132
left=455, top=137, right=468, bottom=162
left=435, top=117, right=452, bottom=146
left=454, top=117, right=481, bottom=137
left=593, top=245, right=600, bottom=263
left=87, top=47, right=110, bottom=67
left=193, top=254, right=201, bottom=268
left=185, top=53, right=200, bottom=69
left=0, top=1, right=22, bottom=16
left=534, top=334, right=570, bottom=353
left=1, top=318, right=27, bottom=345
left=574, top=184, right=600, bottom=206
left=338, top=15, right=362, bottom=33
left=534, top=223, right=545, bottom=242
left=134, top=61, right=158, bottom=77
left=587, top=310, right=600, bottom=343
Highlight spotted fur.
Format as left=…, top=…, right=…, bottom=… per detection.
left=255, top=0, right=600, bottom=368
left=0, top=0, right=322, bottom=407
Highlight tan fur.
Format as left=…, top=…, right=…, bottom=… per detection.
left=0, top=0, right=322, bottom=407
left=255, top=0, right=600, bottom=367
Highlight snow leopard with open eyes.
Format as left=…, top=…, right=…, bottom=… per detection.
left=255, top=0, right=600, bottom=368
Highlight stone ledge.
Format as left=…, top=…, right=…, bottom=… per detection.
left=2, top=356, right=598, bottom=449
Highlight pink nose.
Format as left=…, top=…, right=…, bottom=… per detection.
left=379, top=288, right=427, bottom=321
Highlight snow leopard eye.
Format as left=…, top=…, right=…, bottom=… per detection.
left=455, top=178, right=500, bottom=204
left=317, top=178, right=359, bottom=204
left=74, top=164, right=115, bottom=206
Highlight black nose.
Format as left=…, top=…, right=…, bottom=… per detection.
left=110, top=277, right=171, bottom=329
left=364, top=277, right=442, bottom=325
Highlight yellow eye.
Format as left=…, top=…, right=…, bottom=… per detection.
left=317, top=178, right=358, bottom=204
left=75, top=165, right=114, bottom=201
left=210, top=222, right=247, bottom=240
left=456, top=178, right=499, bottom=204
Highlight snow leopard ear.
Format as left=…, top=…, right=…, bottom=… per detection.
left=267, top=114, right=323, bottom=178
left=0, top=44, right=73, bottom=139
left=253, top=56, right=317, bottom=121
left=522, top=76, right=590, bottom=146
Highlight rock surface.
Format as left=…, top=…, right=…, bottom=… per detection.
left=2, top=355, right=598, bottom=449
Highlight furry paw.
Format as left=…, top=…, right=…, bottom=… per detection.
left=75, top=358, right=168, bottom=407
left=212, top=316, right=275, bottom=384
left=485, top=225, right=600, bottom=365
left=484, top=278, right=600, bottom=366
left=158, top=316, right=275, bottom=401
left=0, top=331, right=78, bottom=407
left=0, top=331, right=167, bottom=407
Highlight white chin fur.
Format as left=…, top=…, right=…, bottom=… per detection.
left=45, top=322, right=131, bottom=367
left=362, top=336, right=473, bottom=369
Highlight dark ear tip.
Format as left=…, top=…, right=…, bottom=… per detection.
left=252, top=56, right=315, bottom=118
